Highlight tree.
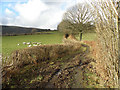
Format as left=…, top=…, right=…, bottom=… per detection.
left=59, top=3, right=95, bottom=40
left=57, top=20, right=78, bottom=35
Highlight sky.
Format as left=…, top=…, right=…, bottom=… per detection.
left=0, top=0, right=85, bottom=29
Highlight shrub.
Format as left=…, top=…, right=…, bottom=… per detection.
left=7, top=43, right=84, bottom=69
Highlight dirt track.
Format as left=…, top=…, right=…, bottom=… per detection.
left=2, top=43, right=104, bottom=88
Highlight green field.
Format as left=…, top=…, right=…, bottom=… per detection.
left=2, top=31, right=63, bottom=56
left=2, top=32, right=96, bottom=57
left=76, top=33, right=96, bottom=41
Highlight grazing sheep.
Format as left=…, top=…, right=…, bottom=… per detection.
left=27, top=42, right=31, bottom=45
left=28, top=45, right=32, bottom=47
left=23, top=42, right=26, bottom=44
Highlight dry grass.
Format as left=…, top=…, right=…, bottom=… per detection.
left=2, top=40, right=86, bottom=87
left=3, top=39, right=102, bottom=88
left=3, top=42, right=84, bottom=70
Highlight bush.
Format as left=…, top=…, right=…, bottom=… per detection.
left=7, top=43, right=84, bottom=69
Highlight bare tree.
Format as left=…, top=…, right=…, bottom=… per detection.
left=60, top=3, right=95, bottom=40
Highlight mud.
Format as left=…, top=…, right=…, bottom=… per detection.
left=2, top=43, right=104, bottom=88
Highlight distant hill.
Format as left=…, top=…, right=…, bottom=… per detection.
left=1, top=25, right=51, bottom=36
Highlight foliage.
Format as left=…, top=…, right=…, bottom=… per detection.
left=57, top=20, right=78, bottom=34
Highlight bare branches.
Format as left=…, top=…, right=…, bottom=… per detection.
left=87, top=0, right=119, bottom=87
left=63, top=3, right=94, bottom=25
left=59, top=3, right=95, bottom=35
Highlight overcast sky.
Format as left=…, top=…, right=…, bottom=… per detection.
left=0, top=0, right=85, bottom=29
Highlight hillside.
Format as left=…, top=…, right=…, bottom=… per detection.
left=1, top=25, right=51, bottom=36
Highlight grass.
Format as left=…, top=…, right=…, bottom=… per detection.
left=2, top=32, right=96, bottom=57
left=2, top=42, right=89, bottom=88
left=2, top=31, right=63, bottom=56
left=76, top=33, right=96, bottom=41
left=2, top=31, right=99, bottom=88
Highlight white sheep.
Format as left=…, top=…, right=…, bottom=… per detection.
left=28, top=45, right=32, bottom=47
left=27, top=42, right=31, bottom=45
left=23, top=42, right=26, bottom=44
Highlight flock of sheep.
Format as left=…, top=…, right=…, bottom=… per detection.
left=17, top=42, right=42, bottom=47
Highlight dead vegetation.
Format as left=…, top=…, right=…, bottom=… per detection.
left=4, top=43, right=83, bottom=68
left=2, top=34, right=117, bottom=88
left=87, top=0, right=119, bottom=87
left=2, top=0, right=119, bottom=88
left=2, top=39, right=105, bottom=88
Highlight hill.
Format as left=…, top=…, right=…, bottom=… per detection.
left=1, top=25, right=51, bottom=36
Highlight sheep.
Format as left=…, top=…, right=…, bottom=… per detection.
left=23, top=42, right=26, bottom=45
left=27, top=42, right=31, bottom=45
left=28, top=45, right=32, bottom=47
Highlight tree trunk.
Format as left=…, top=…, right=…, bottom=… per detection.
left=79, top=32, right=82, bottom=41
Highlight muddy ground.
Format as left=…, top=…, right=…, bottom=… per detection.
left=2, top=43, right=105, bottom=88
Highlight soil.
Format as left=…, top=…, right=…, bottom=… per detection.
left=2, top=42, right=105, bottom=88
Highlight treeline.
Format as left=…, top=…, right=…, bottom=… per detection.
left=2, top=25, right=51, bottom=36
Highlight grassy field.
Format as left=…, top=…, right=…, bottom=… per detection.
left=76, top=33, right=96, bottom=41
left=2, top=31, right=96, bottom=56
left=2, top=31, right=63, bottom=56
